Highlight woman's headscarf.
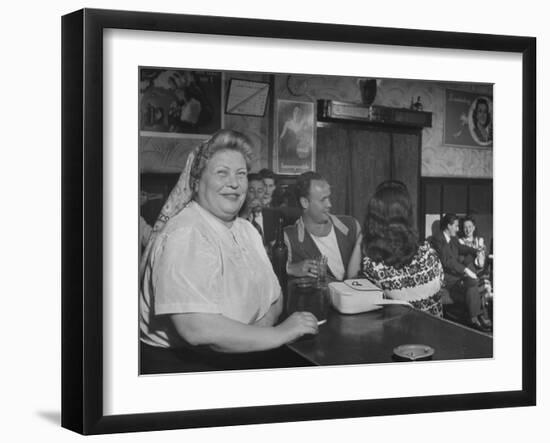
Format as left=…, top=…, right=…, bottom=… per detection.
left=139, top=129, right=253, bottom=279
left=139, top=143, right=200, bottom=279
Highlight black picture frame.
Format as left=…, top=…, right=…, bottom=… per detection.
left=62, top=8, right=536, bottom=435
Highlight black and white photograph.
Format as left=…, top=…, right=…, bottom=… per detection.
left=139, top=68, right=222, bottom=136
left=275, top=99, right=316, bottom=174
left=139, top=68, right=495, bottom=375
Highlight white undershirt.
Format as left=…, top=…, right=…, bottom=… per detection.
left=310, top=225, right=346, bottom=280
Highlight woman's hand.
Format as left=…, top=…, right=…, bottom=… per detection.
left=276, top=312, right=319, bottom=344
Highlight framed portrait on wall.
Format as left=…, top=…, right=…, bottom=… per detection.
left=139, top=67, right=223, bottom=137
left=274, top=99, right=316, bottom=174
left=444, top=89, right=493, bottom=148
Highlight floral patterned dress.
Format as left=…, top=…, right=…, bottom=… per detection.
left=361, top=241, right=444, bottom=317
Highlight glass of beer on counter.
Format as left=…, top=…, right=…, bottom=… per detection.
left=286, top=260, right=330, bottom=325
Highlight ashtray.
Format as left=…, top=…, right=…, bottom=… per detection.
left=393, top=344, right=435, bottom=361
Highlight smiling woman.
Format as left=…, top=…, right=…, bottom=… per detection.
left=139, top=129, right=318, bottom=373
left=195, top=148, right=248, bottom=224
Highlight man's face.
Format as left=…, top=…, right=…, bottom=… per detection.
left=303, top=180, right=332, bottom=223
left=448, top=219, right=459, bottom=237
left=262, top=178, right=276, bottom=205
left=247, top=179, right=265, bottom=212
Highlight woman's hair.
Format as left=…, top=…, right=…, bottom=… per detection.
left=362, top=180, right=418, bottom=268
left=473, top=98, right=491, bottom=129
left=189, top=129, right=253, bottom=192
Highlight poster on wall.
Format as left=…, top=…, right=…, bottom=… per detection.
left=444, top=89, right=493, bottom=148
left=274, top=99, right=316, bottom=175
left=139, top=68, right=222, bottom=137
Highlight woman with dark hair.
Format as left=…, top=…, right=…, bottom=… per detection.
left=472, top=98, right=492, bottom=143
left=349, top=180, right=444, bottom=316
left=459, top=216, right=485, bottom=250
left=458, top=215, right=487, bottom=270
left=459, top=215, right=493, bottom=304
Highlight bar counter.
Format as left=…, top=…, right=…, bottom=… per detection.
left=287, top=304, right=493, bottom=366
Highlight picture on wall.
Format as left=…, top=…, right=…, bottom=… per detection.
left=225, top=78, right=270, bottom=117
left=444, top=89, right=493, bottom=148
left=139, top=68, right=222, bottom=136
left=274, top=99, right=316, bottom=174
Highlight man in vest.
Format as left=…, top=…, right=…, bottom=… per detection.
left=284, top=171, right=361, bottom=281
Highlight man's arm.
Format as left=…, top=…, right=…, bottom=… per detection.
left=432, top=234, right=466, bottom=275
left=346, top=221, right=363, bottom=279
left=346, top=234, right=363, bottom=278
left=457, top=242, right=478, bottom=257
left=284, top=231, right=321, bottom=278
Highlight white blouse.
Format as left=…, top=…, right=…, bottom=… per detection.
left=140, top=201, right=281, bottom=348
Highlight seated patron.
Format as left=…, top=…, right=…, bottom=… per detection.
left=259, top=168, right=302, bottom=225
left=459, top=216, right=486, bottom=253
left=139, top=130, right=319, bottom=373
left=431, top=213, right=492, bottom=331
left=348, top=180, right=444, bottom=317
left=284, top=171, right=361, bottom=281
left=240, top=173, right=288, bottom=245
left=259, top=168, right=277, bottom=207
left=459, top=215, right=493, bottom=301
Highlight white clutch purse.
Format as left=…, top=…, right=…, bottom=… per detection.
left=328, top=279, right=384, bottom=314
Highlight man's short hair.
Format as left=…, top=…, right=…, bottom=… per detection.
left=258, top=168, right=276, bottom=182
left=247, top=172, right=263, bottom=183
left=295, top=171, right=326, bottom=204
left=441, top=213, right=458, bottom=231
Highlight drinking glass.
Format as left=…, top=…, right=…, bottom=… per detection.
left=287, top=277, right=329, bottom=325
